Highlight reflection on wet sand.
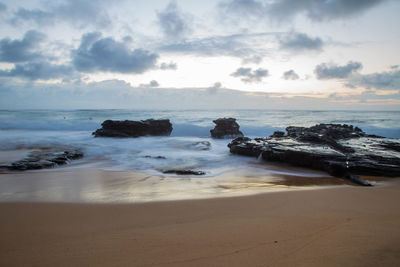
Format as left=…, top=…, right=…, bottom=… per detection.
left=0, top=163, right=367, bottom=203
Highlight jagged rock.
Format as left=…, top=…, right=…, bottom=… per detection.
left=162, top=169, right=206, bottom=175
left=93, top=119, right=173, bottom=137
left=210, top=118, right=243, bottom=139
left=271, top=131, right=285, bottom=138
left=228, top=124, right=400, bottom=185
left=4, top=148, right=83, bottom=171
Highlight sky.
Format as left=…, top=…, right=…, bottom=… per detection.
left=0, top=0, right=399, bottom=110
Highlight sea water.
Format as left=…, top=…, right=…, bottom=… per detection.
left=0, top=109, right=399, bottom=176
left=0, top=109, right=399, bottom=202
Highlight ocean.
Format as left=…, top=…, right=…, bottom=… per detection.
left=0, top=109, right=399, bottom=202
left=0, top=109, right=399, bottom=176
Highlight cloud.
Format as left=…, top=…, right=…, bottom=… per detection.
left=159, top=32, right=275, bottom=62
left=279, top=32, right=323, bottom=52
left=11, top=0, right=111, bottom=28
left=219, top=0, right=387, bottom=22
left=160, top=62, right=177, bottom=70
left=268, top=0, right=387, bottom=21
left=348, top=69, right=400, bottom=90
left=157, top=1, right=192, bottom=40
left=231, top=67, right=269, bottom=83
left=72, top=32, right=159, bottom=74
left=2, top=79, right=397, bottom=110
left=0, top=61, right=75, bottom=80
left=139, top=80, right=160, bottom=88
left=282, top=70, right=300, bottom=80
left=0, top=30, right=45, bottom=63
left=219, top=0, right=264, bottom=18
left=314, top=61, right=362, bottom=79
left=207, top=82, right=222, bottom=94
left=0, top=2, right=7, bottom=12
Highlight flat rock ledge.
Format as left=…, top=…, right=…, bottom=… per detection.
left=93, top=119, right=173, bottom=138
left=162, top=169, right=206, bottom=175
left=210, top=118, right=244, bottom=139
left=228, top=123, right=400, bottom=186
left=0, top=148, right=83, bottom=171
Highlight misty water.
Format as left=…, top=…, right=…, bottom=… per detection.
left=0, top=109, right=399, bottom=202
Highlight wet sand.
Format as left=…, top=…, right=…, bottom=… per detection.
left=0, top=167, right=345, bottom=203
left=1, top=177, right=400, bottom=266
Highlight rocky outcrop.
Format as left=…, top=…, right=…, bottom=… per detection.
left=93, top=119, right=173, bottom=137
left=228, top=124, right=400, bottom=186
left=162, top=169, right=206, bottom=175
left=1, top=148, right=83, bottom=171
left=210, top=118, right=243, bottom=139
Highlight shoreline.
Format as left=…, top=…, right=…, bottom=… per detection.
left=0, top=166, right=363, bottom=204
left=1, top=179, right=400, bottom=266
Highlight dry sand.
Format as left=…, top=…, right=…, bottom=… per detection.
left=1, top=178, right=400, bottom=266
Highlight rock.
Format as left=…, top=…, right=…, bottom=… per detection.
left=4, top=148, right=83, bottom=171
left=144, top=155, right=166, bottom=159
left=162, top=169, right=206, bottom=175
left=228, top=124, right=400, bottom=185
left=210, top=118, right=243, bottom=139
left=93, top=119, right=173, bottom=137
left=271, top=131, right=285, bottom=138
left=190, top=141, right=211, bottom=151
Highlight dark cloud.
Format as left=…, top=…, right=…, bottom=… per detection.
left=279, top=32, right=323, bottom=52
left=282, top=69, right=299, bottom=80
left=220, top=0, right=387, bottom=22
left=0, top=61, right=74, bottom=80
left=314, top=61, right=362, bottom=79
left=269, top=0, right=387, bottom=21
left=219, top=0, right=264, bottom=18
left=0, top=30, right=45, bottom=63
left=157, top=2, right=191, bottom=40
left=231, top=67, right=269, bottom=83
left=349, top=70, right=400, bottom=90
left=12, top=8, right=54, bottom=26
left=0, top=2, right=7, bottom=12
left=160, top=62, right=177, bottom=70
left=11, top=0, right=111, bottom=28
left=72, top=32, right=159, bottom=74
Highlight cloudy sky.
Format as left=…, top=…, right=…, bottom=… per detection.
left=0, top=0, right=399, bottom=110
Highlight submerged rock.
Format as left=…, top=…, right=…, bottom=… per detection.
left=210, top=118, right=243, bottom=139
left=144, top=155, right=167, bottom=159
left=93, top=119, right=173, bottom=138
left=3, top=148, right=83, bottom=171
left=228, top=124, right=400, bottom=186
left=162, top=169, right=206, bottom=175
left=190, top=141, right=211, bottom=151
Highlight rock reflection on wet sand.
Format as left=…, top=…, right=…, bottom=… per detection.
left=0, top=164, right=360, bottom=203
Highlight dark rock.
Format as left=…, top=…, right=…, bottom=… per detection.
left=345, top=173, right=372, bottom=186
left=162, top=169, right=206, bottom=175
left=271, top=131, right=285, bottom=138
left=144, top=155, right=167, bottom=159
left=380, top=141, right=400, bottom=152
left=5, top=148, right=83, bottom=171
left=228, top=124, right=400, bottom=185
left=93, top=119, right=173, bottom=137
left=210, top=118, right=243, bottom=139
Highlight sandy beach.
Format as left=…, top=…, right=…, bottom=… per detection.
left=1, top=175, right=400, bottom=266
